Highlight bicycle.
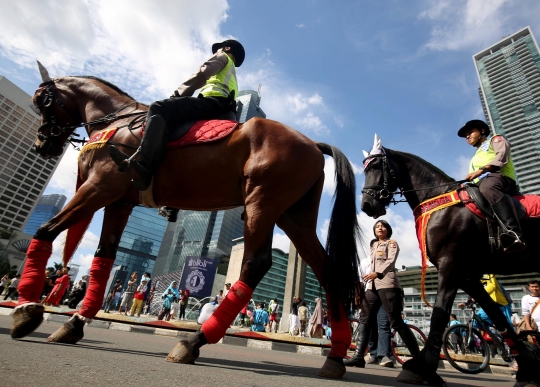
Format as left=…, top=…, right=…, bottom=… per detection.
left=442, top=304, right=540, bottom=374
left=350, top=318, right=427, bottom=365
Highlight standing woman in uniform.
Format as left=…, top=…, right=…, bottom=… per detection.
left=344, top=220, right=419, bottom=367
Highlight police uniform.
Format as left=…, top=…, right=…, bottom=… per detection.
left=109, top=40, right=244, bottom=192
left=359, top=239, right=406, bottom=330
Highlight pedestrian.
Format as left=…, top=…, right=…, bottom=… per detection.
left=158, top=288, right=177, bottom=321
left=3, top=275, right=20, bottom=300
left=289, top=295, right=302, bottom=336
left=310, top=299, right=325, bottom=338
left=224, top=282, right=232, bottom=296
left=238, top=303, right=249, bottom=327
left=511, top=311, right=521, bottom=329
left=520, top=279, right=540, bottom=332
left=449, top=314, right=465, bottom=355
left=459, top=119, right=525, bottom=253
left=67, top=275, right=87, bottom=309
left=130, top=279, right=148, bottom=317
left=41, top=270, right=53, bottom=299
left=170, top=293, right=180, bottom=319
left=0, top=274, right=9, bottom=295
left=118, top=272, right=138, bottom=315
left=144, top=285, right=156, bottom=315
left=268, top=298, right=279, bottom=333
left=297, top=301, right=308, bottom=336
left=43, top=267, right=70, bottom=306
left=251, top=302, right=270, bottom=332
left=344, top=220, right=419, bottom=368
left=213, top=289, right=224, bottom=304
left=179, top=288, right=189, bottom=320
left=104, top=280, right=122, bottom=313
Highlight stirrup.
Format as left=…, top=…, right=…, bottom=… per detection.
left=109, top=145, right=141, bottom=173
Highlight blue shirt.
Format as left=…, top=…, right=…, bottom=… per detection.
left=251, top=308, right=269, bottom=332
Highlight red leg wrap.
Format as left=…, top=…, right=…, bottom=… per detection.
left=326, top=294, right=351, bottom=358
left=202, top=281, right=253, bottom=344
left=18, top=239, right=52, bottom=305
left=78, top=257, right=114, bottom=319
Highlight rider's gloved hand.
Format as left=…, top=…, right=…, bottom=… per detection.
left=170, top=90, right=180, bottom=98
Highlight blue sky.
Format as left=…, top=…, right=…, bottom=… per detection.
left=1, top=0, right=539, bottom=278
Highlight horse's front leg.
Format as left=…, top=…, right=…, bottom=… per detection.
left=397, top=260, right=458, bottom=386
left=10, top=182, right=123, bottom=339
left=47, top=201, right=134, bottom=344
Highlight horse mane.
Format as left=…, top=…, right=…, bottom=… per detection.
left=75, top=76, right=138, bottom=101
left=386, top=148, right=455, bottom=183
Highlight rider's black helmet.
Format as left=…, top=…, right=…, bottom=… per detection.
left=458, top=119, right=491, bottom=138
left=212, top=39, right=245, bottom=67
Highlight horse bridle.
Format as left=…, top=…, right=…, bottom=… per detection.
left=34, top=80, right=145, bottom=149
left=362, top=152, right=469, bottom=204
left=361, top=153, right=401, bottom=202
left=34, top=80, right=82, bottom=142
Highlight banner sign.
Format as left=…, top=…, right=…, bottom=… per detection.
left=179, top=256, right=217, bottom=298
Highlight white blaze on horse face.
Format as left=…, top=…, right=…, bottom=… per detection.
left=369, top=133, right=383, bottom=156
left=37, top=60, right=52, bottom=83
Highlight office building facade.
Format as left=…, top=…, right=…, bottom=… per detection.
left=154, top=90, right=266, bottom=279
left=23, top=194, right=67, bottom=235
left=474, top=27, right=540, bottom=194
left=0, top=76, right=64, bottom=232
left=114, top=206, right=168, bottom=287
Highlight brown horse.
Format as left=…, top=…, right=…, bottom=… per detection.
left=11, top=70, right=362, bottom=378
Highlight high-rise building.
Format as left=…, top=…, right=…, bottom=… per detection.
left=0, top=76, right=65, bottom=231
left=114, top=206, right=168, bottom=286
left=23, top=194, right=67, bottom=235
left=153, top=90, right=266, bottom=279
left=474, top=26, right=540, bottom=194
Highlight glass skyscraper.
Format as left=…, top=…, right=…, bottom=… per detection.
left=114, top=206, right=167, bottom=285
left=23, top=194, right=67, bottom=235
left=474, top=26, right=540, bottom=194
left=153, top=90, right=266, bottom=278
left=0, top=76, right=64, bottom=232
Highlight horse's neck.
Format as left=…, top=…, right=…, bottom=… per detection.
left=66, top=78, right=136, bottom=136
left=392, top=151, right=455, bottom=210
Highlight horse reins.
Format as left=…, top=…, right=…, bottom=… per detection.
left=362, top=153, right=467, bottom=204
left=34, top=80, right=146, bottom=149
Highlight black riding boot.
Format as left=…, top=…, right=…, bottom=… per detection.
left=396, top=325, right=420, bottom=357
left=158, top=206, right=179, bottom=222
left=344, top=324, right=369, bottom=368
left=109, top=114, right=168, bottom=191
left=492, top=195, right=526, bottom=254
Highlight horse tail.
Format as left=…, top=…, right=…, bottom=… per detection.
left=317, top=143, right=363, bottom=319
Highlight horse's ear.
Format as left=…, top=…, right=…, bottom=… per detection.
left=362, top=150, right=369, bottom=158
left=369, top=133, right=383, bottom=155
left=37, top=60, right=52, bottom=83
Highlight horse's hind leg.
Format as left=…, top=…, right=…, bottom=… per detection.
left=167, top=194, right=279, bottom=364
left=48, top=201, right=134, bottom=344
left=276, top=176, right=350, bottom=378
left=11, top=183, right=124, bottom=339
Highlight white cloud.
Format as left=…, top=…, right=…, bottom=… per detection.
left=46, top=146, right=80, bottom=197
left=418, top=0, right=517, bottom=52
left=296, top=24, right=306, bottom=28
left=323, top=156, right=363, bottom=197
left=295, top=113, right=328, bottom=135
left=272, top=232, right=290, bottom=253
left=47, top=229, right=99, bottom=280
left=319, top=218, right=330, bottom=245
left=451, top=155, right=470, bottom=180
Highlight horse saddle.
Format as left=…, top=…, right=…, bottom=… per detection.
left=461, top=185, right=527, bottom=220
left=166, top=111, right=237, bottom=143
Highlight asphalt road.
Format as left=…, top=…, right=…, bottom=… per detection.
left=0, top=315, right=515, bottom=387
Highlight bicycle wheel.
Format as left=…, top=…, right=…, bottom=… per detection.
left=391, top=324, right=427, bottom=365
left=442, top=324, right=490, bottom=374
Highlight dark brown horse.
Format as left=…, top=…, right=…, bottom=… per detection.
left=360, top=136, right=540, bottom=386
left=11, top=70, right=362, bottom=378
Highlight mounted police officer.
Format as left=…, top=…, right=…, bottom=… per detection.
left=109, top=39, right=245, bottom=195
left=459, top=119, right=526, bottom=254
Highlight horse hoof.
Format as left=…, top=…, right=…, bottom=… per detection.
left=318, top=357, right=346, bottom=379
left=47, top=315, right=85, bottom=344
left=166, top=340, right=200, bottom=364
left=397, top=368, right=446, bottom=386
left=11, top=303, right=45, bottom=339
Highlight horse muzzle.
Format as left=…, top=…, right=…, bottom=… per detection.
left=361, top=198, right=386, bottom=219
left=33, top=139, right=63, bottom=159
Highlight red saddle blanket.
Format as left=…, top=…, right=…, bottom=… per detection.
left=165, top=119, right=238, bottom=148
left=459, top=189, right=540, bottom=220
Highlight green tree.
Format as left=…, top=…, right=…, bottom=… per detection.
left=46, top=262, right=64, bottom=273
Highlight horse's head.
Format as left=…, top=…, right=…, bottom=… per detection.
left=361, top=134, right=399, bottom=218
left=32, top=62, right=81, bottom=159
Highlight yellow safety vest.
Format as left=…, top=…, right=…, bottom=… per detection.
left=469, top=136, right=516, bottom=183
left=199, top=54, right=238, bottom=99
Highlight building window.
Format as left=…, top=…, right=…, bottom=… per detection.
left=523, top=104, right=538, bottom=117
